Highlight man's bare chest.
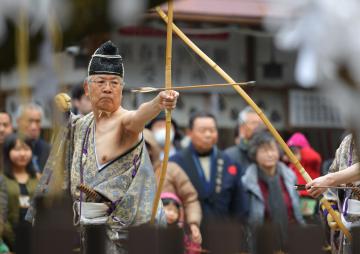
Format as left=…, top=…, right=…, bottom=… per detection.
left=94, top=127, right=137, bottom=167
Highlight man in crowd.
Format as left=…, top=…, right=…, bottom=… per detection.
left=27, top=41, right=179, bottom=253
left=170, top=112, right=248, bottom=223
left=225, top=106, right=264, bottom=170
left=71, top=83, right=92, bottom=115
left=0, top=112, right=13, bottom=170
left=16, top=103, right=50, bottom=174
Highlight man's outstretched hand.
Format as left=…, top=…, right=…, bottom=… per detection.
left=158, top=90, right=179, bottom=110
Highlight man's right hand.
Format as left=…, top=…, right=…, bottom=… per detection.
left=158, top=90, right=179, bottom=111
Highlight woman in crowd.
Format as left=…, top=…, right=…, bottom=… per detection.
left=242, top=130, right=304, bottom=248
left=0, top=134, right=38, bottom=251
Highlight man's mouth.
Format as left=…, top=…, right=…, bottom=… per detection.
left=100, top=97, right=112, bottom=101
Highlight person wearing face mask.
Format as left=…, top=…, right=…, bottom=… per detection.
left=147, top=111, right=182, bottom=160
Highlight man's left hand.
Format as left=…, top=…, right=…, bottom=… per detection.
left=158, top=90, right=179, bottom=110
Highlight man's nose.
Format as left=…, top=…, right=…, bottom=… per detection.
left=266, top=150, right=274, bottom=156
left=102, top=86, right=112, bottom=93
left=30, top=122, right=37, bottom=129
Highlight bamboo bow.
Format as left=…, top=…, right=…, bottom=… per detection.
left=150, top=0, right=174, bottom=224
left=155, top=7, right=352, bottom=240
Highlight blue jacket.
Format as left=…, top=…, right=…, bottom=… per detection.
left=242, top=162, right=305, bottom=226
left=170, top=143, right=248, bottom=222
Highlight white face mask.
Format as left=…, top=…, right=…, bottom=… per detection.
left=153, top=128, right=174, bottom=147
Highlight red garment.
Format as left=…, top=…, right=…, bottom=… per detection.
left=184, top=234, right=202, bottom=254
left=258, top=176, right=295, bottom=223
left=290, top=147, right=322, bottom=197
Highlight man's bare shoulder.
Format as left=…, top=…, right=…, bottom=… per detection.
left=113, top=107, right=138, bottom=130
left=112, top=107, right=134, bottom=118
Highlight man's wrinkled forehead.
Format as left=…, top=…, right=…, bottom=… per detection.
left=89, top=74, right=122, bottom=81
left=21, top=109, right=41, bottom=121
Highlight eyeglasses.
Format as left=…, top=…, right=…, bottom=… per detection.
left=89, top=78, right=121, bottom=88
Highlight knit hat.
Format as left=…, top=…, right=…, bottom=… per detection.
left=161, top=192, right=182, bottom=207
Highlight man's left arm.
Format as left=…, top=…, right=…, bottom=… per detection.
left=122, top=90, right=178, bottom=134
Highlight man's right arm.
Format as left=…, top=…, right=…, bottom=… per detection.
left=122, top=90, right=178, bottom=135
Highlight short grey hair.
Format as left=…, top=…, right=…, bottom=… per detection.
left=16, top=103, right=44, bottom=120
left=248, top=130, right=279, bottom=161
left=238, top=106, right=256, bottom=125
left=86, top=75, right=123, bottom=84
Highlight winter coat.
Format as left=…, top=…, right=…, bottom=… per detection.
left=287, top=133, right=322, bottom=197
left=242, top=162, right=304, bottom=226
left=0, top=174, right=38, bottom=249
left=224, top=139, right=252, bottom=172
left=170, top=144, right=248, bottom=222
left=291, top=146, right=322, bottom=196
left=155, top=162, right=202, bottom=227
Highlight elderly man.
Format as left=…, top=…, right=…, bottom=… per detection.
left=27, top=41, right=178, bottom=253
left=16, top=103, right=50, bottom=173
left=0, top=112, right=13, bottom=170
left=170, top=112, right=248, bottom=223
left=225, top=106, right=264, bottom=170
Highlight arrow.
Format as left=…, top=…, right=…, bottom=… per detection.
left=131, top=81, right=255, bottom=93
left=294, top=184, right=360, bottom=191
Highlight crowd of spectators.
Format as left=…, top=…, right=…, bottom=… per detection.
left=0, top=94, right=327, bottom=253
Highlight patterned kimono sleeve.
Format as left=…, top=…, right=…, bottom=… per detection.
left=323, top=135, right=352, bottom=203
left=323, top=158, right=339, bottom=202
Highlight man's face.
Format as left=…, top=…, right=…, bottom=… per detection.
left=189, top=117, right=218, bottom=153
left=85, top=75, right=123, bottom=113
left=240, top=112, right=263, bottom=140
left=0, top=113, right=13, bottom=144
left=18, top=109, right=42, bottom=140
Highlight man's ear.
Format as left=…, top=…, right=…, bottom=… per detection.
left=84, top=79, right=89, bottom=96
left=239, top=124, right=245, bottom=137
